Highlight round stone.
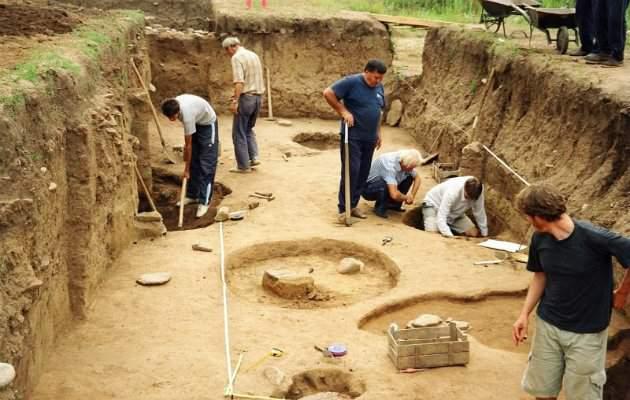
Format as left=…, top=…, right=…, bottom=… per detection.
left=337, top=257, right=364, bottom=274
left=0, top=363, right=16, bottom=388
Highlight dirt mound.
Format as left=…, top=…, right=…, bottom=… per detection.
left=0, top=4, right=81, bottom=36
left=274, top=369, right=365, bottom=400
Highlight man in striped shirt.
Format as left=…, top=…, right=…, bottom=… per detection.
left=222, top=37, right=265, bottom=173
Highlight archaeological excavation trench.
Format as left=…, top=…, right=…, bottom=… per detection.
left=1, top=1, right=629, bottom=400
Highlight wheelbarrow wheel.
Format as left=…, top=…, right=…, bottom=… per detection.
left=556, top=26, right=569, bottom=54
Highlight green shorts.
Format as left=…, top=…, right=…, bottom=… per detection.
left=522, top=316, right=607, bottom=400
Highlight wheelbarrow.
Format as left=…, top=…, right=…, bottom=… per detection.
left=479, top=0, right=540, bottom=37
left=524, top=7, right=579, bottom=54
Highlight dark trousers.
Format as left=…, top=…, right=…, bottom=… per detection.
left=595, top=0, right=629, bottom=60
left=338, top=138, right=376, bottom=214
left=188, top=121, right=218, bottom=206
left=232, top=94, right=261, bottom=169
left=576, top=0, right=596, bottom=52
left=362, top=176, right=413, bottom=213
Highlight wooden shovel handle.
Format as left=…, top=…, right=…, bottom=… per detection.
left=178, top=178, right=188, bottom=228
left=130, top=58, right=168, bottom=150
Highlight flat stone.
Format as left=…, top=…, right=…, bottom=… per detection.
left=452, top=320, right=470, bottom=331
left=133, top=219, right=167, bottom=238
left=262, top=269, right=315, bottom=299
left=135, top=211, right=163, bottom=223
left=192, top=243, right=212, bottom=252
left=214, top=206, right=230, bottom=222
left=386, top=99, right=403, bottom=126
left=277, top=119, right=293, bottom=127
left=410, top=314, right=442, bottom=328
left=248, top=201, right=260, bottom=210
left=136, top=272, right=171, bottom=286
left=337, top=257, right=364, bottom=274
left=0, top=363, right=16, bottom=388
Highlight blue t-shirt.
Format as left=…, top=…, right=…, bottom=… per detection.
left=331, top=73, right=385, bottom=142
left=527, top=220, right=630, bottom=333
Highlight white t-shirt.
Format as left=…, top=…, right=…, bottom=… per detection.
left=175, top=94, right=216, bottom=136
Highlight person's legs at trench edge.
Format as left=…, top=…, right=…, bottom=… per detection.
left=195, top=122, right=219, bottom=206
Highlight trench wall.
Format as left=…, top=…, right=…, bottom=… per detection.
left=148, top=10, right=392, bottom=118
left=57, top=0, right=211, bottom=29
left=393, top=27, right=629, bottom=292
left=0, top=12, right=146, bottom=399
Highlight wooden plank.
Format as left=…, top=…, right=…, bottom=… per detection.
left=398, top=326, right=451, bottom=340
left=416, top=353, right=450, bottom=368
left=450, top=341, right=470, bottom=353
left=369, top=13, right=454, bottom=29
left=449, top=351, right=470, bottom=365
left=417, top=342, right=450, bottom=355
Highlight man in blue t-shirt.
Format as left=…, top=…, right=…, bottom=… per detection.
left=323, top=59, right=387, bottom=223
left=512, top=184, right=630, bottom=400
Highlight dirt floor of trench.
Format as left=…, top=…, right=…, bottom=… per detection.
left=28, top=113, right=629, bottom=400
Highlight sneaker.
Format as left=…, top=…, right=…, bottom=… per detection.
left=176, top=196, right=197, bottom=207
left=568, top=49, right=589, bottom=57
left=351, top=208, right=367, bottom=219
left=585, top=52, right=608, bottom=64
left=229, top=167, right=252, bottom=173
left=373, top=208, right=388, bottom=219
left=250, top=159, right=261, bottom=166
left=196, top=204, right=209, bottom=218
left=601, top=56, right=623, bottom=67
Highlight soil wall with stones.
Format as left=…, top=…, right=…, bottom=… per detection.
left=148, top=10, right=392, bottom=118
left=392, top=27, right=629, bottom=305
left=55, top=0, right=211, bottom=30
left=0, top=12, right=147, bottom=399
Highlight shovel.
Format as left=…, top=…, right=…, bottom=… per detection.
left=178, top=178, right=187, bottom=228
left=130, top=58, right=177, bottom=164
left=342, top=122, right=352, bottom=226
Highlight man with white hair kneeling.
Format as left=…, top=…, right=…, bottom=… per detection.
left=361, top=149, right=422, bottom=218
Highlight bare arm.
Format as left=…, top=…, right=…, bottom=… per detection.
left=323, top=87, right=354, bottom=126
left=512, top=272, right=546, bottom=346
left=407, top=174, right=422, bottom=205
left=613, top=268, right=630, bottom=310
left=183, top=135, right=193, bottom=179
left=387, top=184, right=409, bottom=202
left=230, top=82, right=244, bottom=114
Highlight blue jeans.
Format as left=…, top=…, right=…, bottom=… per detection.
left=232, top=94, right=261, bottom=169
left=595, top=0, right=629, bottom=60
left=362, top=176, right=413, bottom=214
left=338, top=137, right=376, bottom=214
left=576, top=0, right=596, bottom=52
left=188, top=121, right=218, bottom=206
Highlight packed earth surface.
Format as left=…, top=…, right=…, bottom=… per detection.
left=0, top=1, right=629, bottom=400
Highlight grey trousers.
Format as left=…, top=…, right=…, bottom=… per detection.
left=232, top=94, right=261, bottom=169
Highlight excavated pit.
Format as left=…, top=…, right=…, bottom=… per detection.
left=292, top=132, right=340, bottom=151
left=148, top=167, right=232, bottom=231
left=273, top=369, right=366, bottom=400
left=359, top=292, right=528, bottom=353
left=226, top=239, right=400, bottom=309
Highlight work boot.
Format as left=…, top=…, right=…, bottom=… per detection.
left=176, top=196, right=197, bottom=207
left=373, top=208, right=388, bottom=219
left=196, top=204, right=209, bottom=218
left=601, top=57, right=623, bottom=67
left=229, top=167, right=252, bottom=173
left=250, top=159, right=261, bottom=166
left=568, top=48, right=589, bottom=57
left=351, top=208, right=367, bottom=219
left=585, top=52, right=608, bottom=64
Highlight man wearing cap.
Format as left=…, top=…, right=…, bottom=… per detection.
left=323, top=59, right=387, bottom=222
left=161, top=94, right=219, bottom=218
left=222, top=36, right=265, bottom=173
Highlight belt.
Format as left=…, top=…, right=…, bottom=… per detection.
left=241, top=93, right=262, bottom=97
